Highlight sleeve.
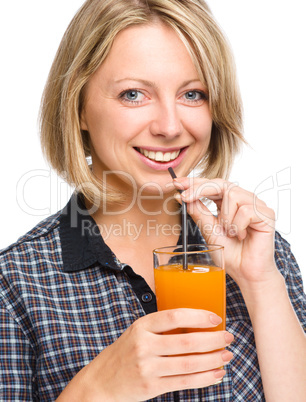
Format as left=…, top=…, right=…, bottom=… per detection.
left=0, top=298, right=37, bottom=401
left=274, top=231, right=306, bottom=332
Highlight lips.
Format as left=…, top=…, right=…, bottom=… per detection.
left=134, top=147, right=185, bottom=163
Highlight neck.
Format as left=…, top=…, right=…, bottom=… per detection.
left=88, top=193, right=181, bottom=244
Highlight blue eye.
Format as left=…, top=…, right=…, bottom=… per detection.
left=120, top=89, right=146, bottom=104
left=185, top=91, right=197, bottom=100
left=184, top=91, right=206, bottom=101
left=126, top=90, right=139, bottom=101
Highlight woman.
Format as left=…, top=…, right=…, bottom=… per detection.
left=0, top=0, right=305, bottom=401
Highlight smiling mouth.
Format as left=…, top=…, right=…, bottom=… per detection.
left=134, top=147, right=186, bottom=162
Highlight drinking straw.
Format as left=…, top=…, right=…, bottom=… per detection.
left=168, top=167, right=188, bottom=270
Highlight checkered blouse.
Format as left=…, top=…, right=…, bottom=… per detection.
left=0, top=193, right=305, bottom=401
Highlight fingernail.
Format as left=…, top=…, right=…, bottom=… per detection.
left=173, top=180, right=185, bottom=191
left=221, top=350, right=233, bottom=363
left=174, top=193, right=182, bottom=201
left=210, top=314, right=222, bottom=325
left=228, top=224, right=238, bottom=237
left=214, top=369, right=226, bottom=379
left=224, top=332, right=234, bottom=344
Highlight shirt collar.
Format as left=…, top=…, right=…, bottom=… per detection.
left=59, top=192, right=122, bottom=272
left=59, top=192, right=204, bottom=273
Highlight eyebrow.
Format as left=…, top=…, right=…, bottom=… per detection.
left=113, top=78, right=203, bottom=89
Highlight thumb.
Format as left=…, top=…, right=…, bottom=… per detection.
left=175, top=194, right=221, bottom=244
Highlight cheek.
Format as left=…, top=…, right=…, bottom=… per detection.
left=119, top=107, right=153, bottom=130
left=89, top=104, right=151, bottom=143
left=184, top=109, right=213, bottom=142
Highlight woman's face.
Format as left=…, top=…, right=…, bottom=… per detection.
left=81, top=22, right=212, bottom=195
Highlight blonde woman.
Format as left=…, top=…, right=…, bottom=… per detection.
left=0, top=0, right=305, bottom=401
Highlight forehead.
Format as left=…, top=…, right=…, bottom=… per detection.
left=110, top=22, right=185, bottom=57
left=92, top=22, right=200, bottom=85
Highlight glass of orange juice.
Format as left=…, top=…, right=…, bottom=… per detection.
left=153, top=244, right=225, bottom=334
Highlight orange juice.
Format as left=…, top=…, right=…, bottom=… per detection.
left=154, top=263, right=226, bottom=333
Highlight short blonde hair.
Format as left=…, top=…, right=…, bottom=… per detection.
left=40, top=0, right=244, bottom=205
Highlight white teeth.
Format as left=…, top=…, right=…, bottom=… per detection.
left=164, top=153, right=171, bottom=162
left=155, top=151, right=164, bottom=161
left=138, top=148, right=181, bottom=162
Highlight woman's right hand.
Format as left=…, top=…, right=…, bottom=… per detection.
left=57, top=309, right=234, bottom=401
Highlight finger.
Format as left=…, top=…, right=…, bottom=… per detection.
left=174, top=178, right=226, bottom=202
left=157, top=349, right=233, bottom=377
left=220, top=185, right=265, bottom=234
left=182, top=198, right=217, bottom=226
left=172, top=176, right=200, bottom=189
left=220, top=184, right=245, bottom=233
left=185, top=199, right=222, bottom=243
left=173, top=196, right=224, bottom=244
left=175, top=180, right=269, bottom=240
left=138, top=309, right=223, bottom=334
left=231, top=204, right=275, bottom=240
left=159, top=368, right=227, bottom=393
left=154, top=330, right=234, bottom=356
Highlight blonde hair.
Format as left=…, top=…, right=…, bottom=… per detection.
left=40, top=0, right=244, bottom=205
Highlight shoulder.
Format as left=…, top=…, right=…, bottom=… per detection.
left=0, top=210, right=65, bottom=322
left=0, top=211, right=62, bottom=274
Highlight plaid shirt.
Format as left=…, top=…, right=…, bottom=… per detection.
left=0, top=193, right=305, bottom=401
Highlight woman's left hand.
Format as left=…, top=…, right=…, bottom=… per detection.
left=173, top=177, right=279, bottom=290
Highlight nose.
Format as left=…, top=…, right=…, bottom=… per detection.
left=149, top=101, right=183, bottom=138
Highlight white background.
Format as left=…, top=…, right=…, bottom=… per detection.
left=0, top=1, right=305, bottom=282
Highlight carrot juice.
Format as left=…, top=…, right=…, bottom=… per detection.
left=154, top=263, right=226, bottom=333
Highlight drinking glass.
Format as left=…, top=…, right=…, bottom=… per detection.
left=153, top=244, right=226, bottom=333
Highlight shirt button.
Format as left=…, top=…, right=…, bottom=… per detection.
left=141, top=292, right=153, bottom=303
